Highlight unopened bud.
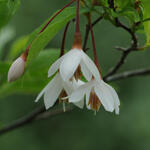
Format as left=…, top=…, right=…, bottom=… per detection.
left=8, top=55, right=26, bottom=82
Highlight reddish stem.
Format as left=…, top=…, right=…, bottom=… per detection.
left=60, top=21, right=71, bottom=57
left=22, top=45, right=31, bottom=61
left=39, top=0, right=75, bottom=34
left=76, top=0, right=80, bottom=33
left=88, top=14, right=102, bottom=77
left=72, top=0, right=82, bottom=49
left=23, top=0, right=75, bottom=60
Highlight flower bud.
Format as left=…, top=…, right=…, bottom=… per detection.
left=8, top=56, right=26, bottom=82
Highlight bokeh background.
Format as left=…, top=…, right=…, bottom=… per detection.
left=0, top=0, right=150, bottom=150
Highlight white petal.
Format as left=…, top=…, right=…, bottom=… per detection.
left=81, top=51, right=101, bottom=81
left=60, top=49, right=82, bottom=81
left=76, top=79, right=85, bottom=86
left=35, top=82, right=50, bottom=102
left=94, top=81, right=115, bottom=112
left=101, top=81, right=120, bottom=114
left=72, top=78, right=85, bottom=89
left=48, top=55, right=65, bottom=77
left=8, top=57, right=25, bottom=82
left=63, top=79, right=85, bottom=109
left=63, top=81, right=73, bottom=95
left=44, top=73, right=63, bottom=109
left=69, top=84, right=88, bottom=103
left=62, top=78, right=84, bottom=95
left=74, top=100, right=84, bottom=109
left=69, top=80, right=93, bottom=103
left=80, top=60, right=92, bottom=81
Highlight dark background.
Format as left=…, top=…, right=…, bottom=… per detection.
left=0, top=0, right=150, bottom=150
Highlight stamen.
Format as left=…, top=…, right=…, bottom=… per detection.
left=88, top=90, right=101, bottom=111
left=63, top=101, right=66, bottom=112
left=59, top=89, right=68, bottom=103
left=59, top=89, right=69, bottom=112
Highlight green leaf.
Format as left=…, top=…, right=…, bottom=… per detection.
left=7, top=35, right=29, bottom=60
left=97, top=0, right=109, bottom=7
left=0, top=0, right=20, bottom=30
left=114, top=0, right=143, bottom=24
left=118, top=7, right=140, bottom=23
left=0, top=49, right=59, bottom=99
left=0, top=62, right=10, bottom=74
left=0, top=26, right=15, bottom=59
left=142, top=0, right=150, bottom=46
left=115, top=0, right=136, bottom=10
left=25, top=7, right=89, bottom=66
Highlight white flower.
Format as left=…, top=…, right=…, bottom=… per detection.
left=8, top=56, right=25, bottom=82
left=35, top=72, right=85, bottom=109
left=48, top=48, right=101, bottom=82
left=64, top=78, right=85, bottom=109
left=69, top=79, right=120, bottom=114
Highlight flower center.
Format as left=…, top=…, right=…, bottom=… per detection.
left=59, top=89, right=68, bottom=103
left=88, top=90, right=101, bottom=111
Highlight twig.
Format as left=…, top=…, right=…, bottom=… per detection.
left=60, top=21, right=71, bottom=57
left=103, top=49, right=131, bottom=80
left=36, top=106, right=73, bottom=120
left=104, top=0, right=139, bottom=80
left=0, top=105, right=73, bottom=136
left=103, top=19, right=138, bottom=80
left=0, top=106, right=45, bottom=135
left=39, top=0, right=75, bottom=33
left=115, top=18, right=138, bottom=48
left=83, top=16, right=103, bottom=51
left=105, top=68, right=150, bottom=82
left=1, top=66, right=150, bottom=136
left=23, top=0, right=76, bottom=58
left=1, top=67, right=150, bottom=136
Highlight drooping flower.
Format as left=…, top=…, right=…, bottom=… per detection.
left=69, top=79, right=120, bottom=114
left=35, top=72, right=84, bottom=109
left=8, top=56, right=26, bottom=82
left=63, top=78, right=85, bottom=109
left=48, top=48, right=101, bottom=82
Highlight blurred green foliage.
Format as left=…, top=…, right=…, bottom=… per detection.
left=0, top=49, right=59, bottom=99
left=0, top=0, right=20, bottom=30
left=0, top=0, right=150, bottom=150
left=143, top=0, right=150, bottom=46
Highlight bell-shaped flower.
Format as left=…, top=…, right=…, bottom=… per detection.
left=48, top=48, right=101, bottom=82
left=69, top=79, right=120, bottom=114
left=8, top=56, right=26, bottom=82
left=64, top=78, right=85, bottom=109
left=35, top=72, right=85, bottom=110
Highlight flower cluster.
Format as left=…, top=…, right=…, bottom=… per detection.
left=35, top=47, right=120, bottom=114
left=8, top=0, right=120, bottom=115
left=35, top=0, right=120, bottom=114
